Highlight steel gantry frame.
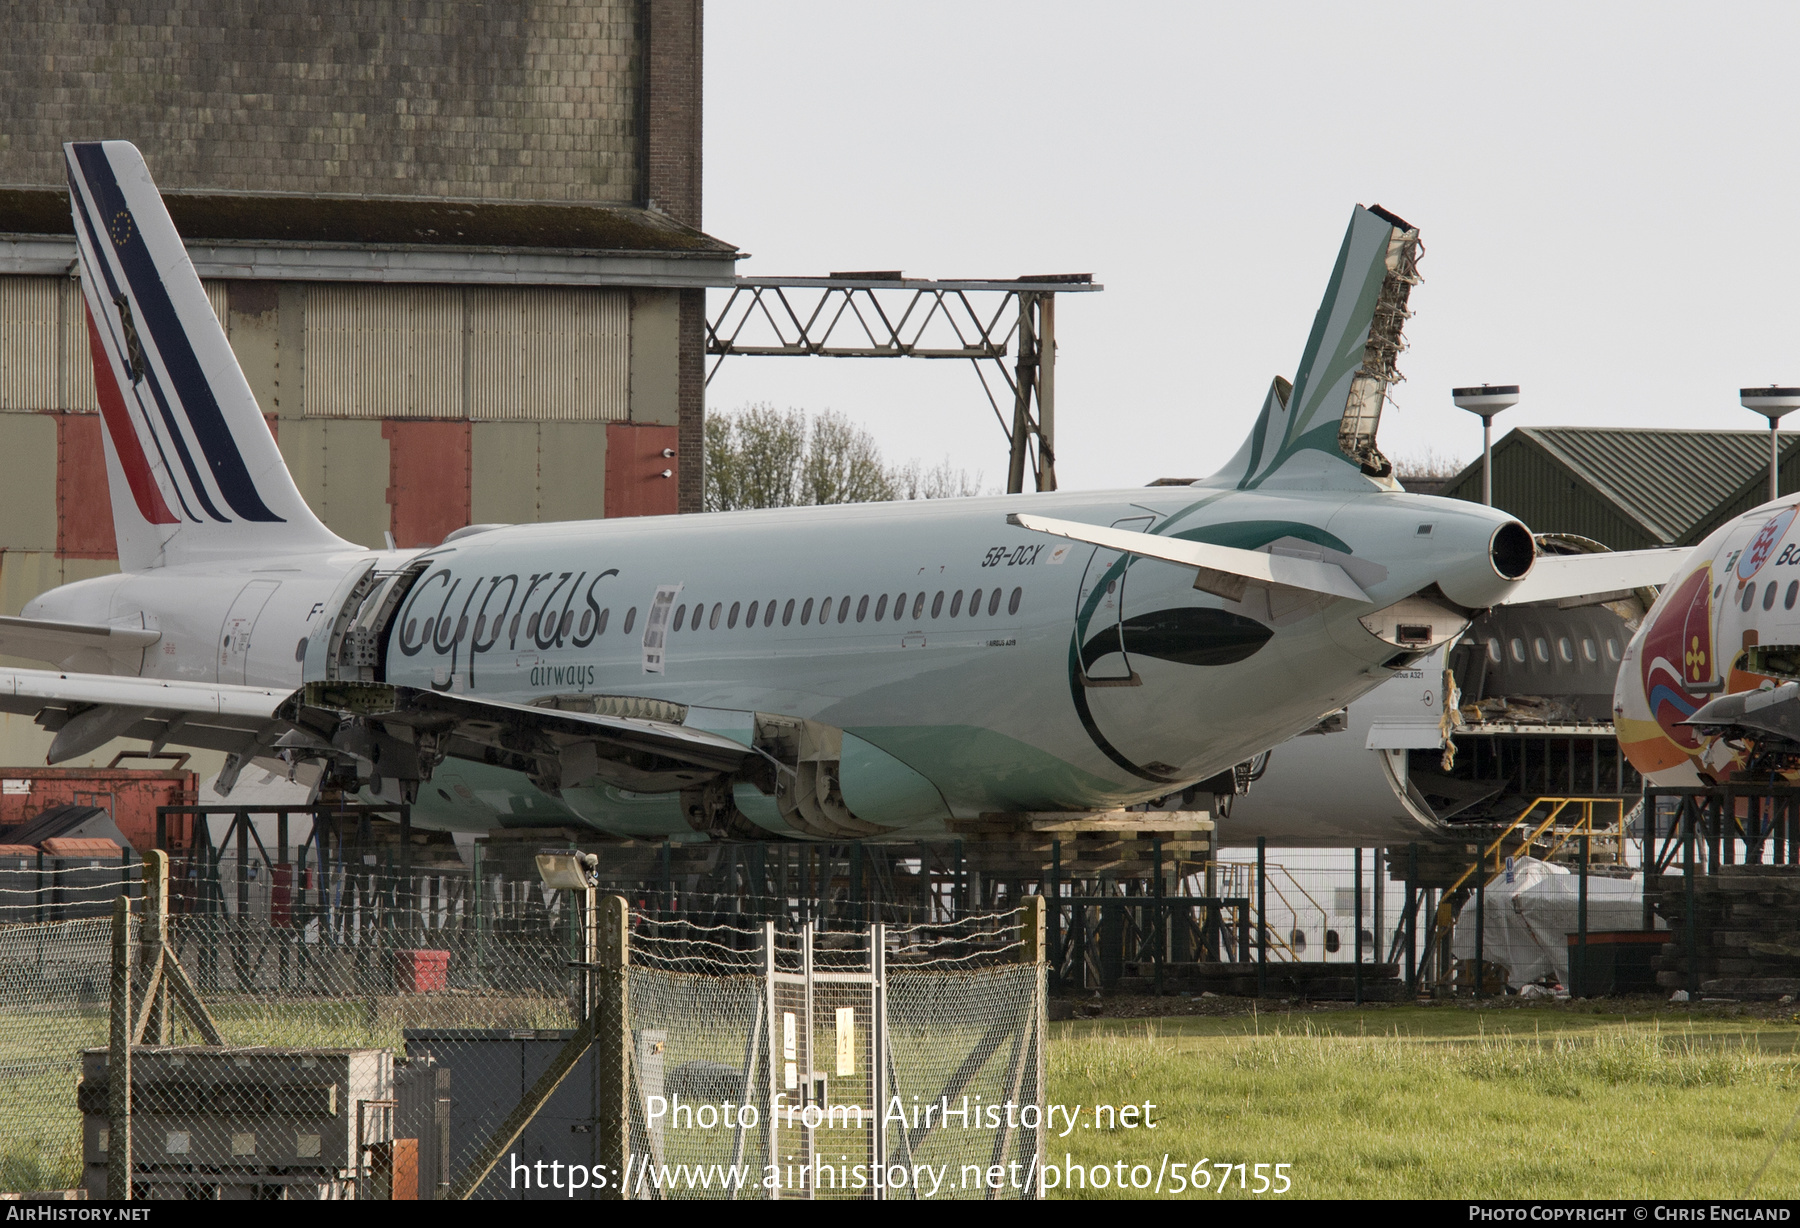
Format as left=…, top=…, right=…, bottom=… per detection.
left=705, top=273, right=1102, bottom=494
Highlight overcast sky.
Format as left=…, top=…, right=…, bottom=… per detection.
left=704, top=3, right=1800, bottom=493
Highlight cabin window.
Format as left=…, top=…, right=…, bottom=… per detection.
left=673, top=605, right=687, bottom=632
left=746, top=600, right=758, bottom=626
left=931, top=591, right=945, bottom=618
left=1742, top=583, right=1757, bottom=612
left=892, top=593, right=906, bottom=620
left=1010, top=587, right=1023, bottom=615
left=510, top=612, right=522, bottom=641
left=1324, top=930, right=1341, bottom=954
left=765, top=600, right=778, bottom=627
left=558, top=611, right=572, bottom=639
left=710, top=602, right=723, bottom=630
left=1605, top=637, right=1620, bottom=661
left=801, top=598, right=815, bottom=625
left=521, top=614, right=534, bottom=640
left=1766, top=582, right=1780, bottom=611
left=1533, top=637, right=1550, bottom=663
left=1509, top=638, right=1526, bottom=663
left=818, top=597, right=832, bottom=625
left=782, top=598, right=796, bottom=626
left=912, top=593, right=926, bottom=620
left=969, top=588, right=983, bottom=616
left=1581, top=636, right=1597, bottom=662
left=875, top=594, right=889, bottom=620
left=623, top=607, right=637, bottom=634
left=857, top=595, right=870, bottom=622
left=728, top=601, right=741, bottom=629
left=1557, top=636, right=1573, bottom=662
left=1486, top=638, right=1502, bottom=663
left=990, top=589, right=1003, bottom=616
left=1788, top=582, right=1799, bottom=611
left=950, top=591, right=964, bottom=617
left=406, top=619, right=418, bottom=641
left=596, top=609, right=609, bottom=636
left=839, top=596, right=852, bottom=623
left=1289, top=929, right=1307, bottom=954
left=578, top=611, right=592, bottom=638
left=474, top=615, right=487, bottom=641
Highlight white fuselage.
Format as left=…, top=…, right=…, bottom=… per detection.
left=25, top=484, right=1525, bottom=837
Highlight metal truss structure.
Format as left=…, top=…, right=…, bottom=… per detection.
left=705, top=273, right=1102, bottom=493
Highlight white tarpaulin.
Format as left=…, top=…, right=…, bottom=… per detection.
left=1450, top=856, right=1661, bottom=988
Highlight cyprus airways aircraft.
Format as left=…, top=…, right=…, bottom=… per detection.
left=1620, top=499, right=1800, bottom=784
left=0, top=140, right=1676, bottom=842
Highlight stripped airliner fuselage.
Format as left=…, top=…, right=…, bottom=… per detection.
left=0, top=140, right=1677, bottom=844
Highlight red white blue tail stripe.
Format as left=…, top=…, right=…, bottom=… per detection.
left=65, top=140, right=344, bottom=569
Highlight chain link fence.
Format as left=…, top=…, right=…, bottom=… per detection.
left=0, top=851, right=1043, bottom=1200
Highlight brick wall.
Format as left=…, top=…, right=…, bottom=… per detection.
left=643, top=0, right=703, bottom=227
left=642, top=0, right=704, bottom=511
left=0, top=0, right=643, bottom=203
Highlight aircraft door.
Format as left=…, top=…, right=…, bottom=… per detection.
left=218, top=580, right=281, bottom=684
left=1076, top=515, right=1153, bottom=685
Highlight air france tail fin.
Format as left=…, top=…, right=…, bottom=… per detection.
left=1207, top=204, right=1421, bottom=493
left=64, top=140, right=350, bottom=571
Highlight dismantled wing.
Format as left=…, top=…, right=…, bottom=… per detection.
left=280, top=683, right=759, bottom=797
left=1496, top=548, right=1687, bottom=606
left=0, top=668, right=758, bottom=799
left=0, top=615, right=161, bottom=670
left=1007, top=512, right=1370, bottom=603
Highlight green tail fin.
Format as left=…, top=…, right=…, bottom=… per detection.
left=1212, top=205, right=1421, bottom=492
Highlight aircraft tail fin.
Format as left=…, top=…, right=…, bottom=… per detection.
left=64, top=140, right=349, bottom=571
left=1211, top=204, right=1422, bottom=493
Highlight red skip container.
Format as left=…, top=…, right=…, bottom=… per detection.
left=395, top=949, right=450, bottom=993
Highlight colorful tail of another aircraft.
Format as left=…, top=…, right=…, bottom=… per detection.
left=64, top=140, right=348, bottom=571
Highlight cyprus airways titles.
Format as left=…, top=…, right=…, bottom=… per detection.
left=0, top=140, right=1672, bottom=841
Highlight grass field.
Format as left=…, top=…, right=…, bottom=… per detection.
left=11, top=996, right=1800, bottom=1198
left=1048, top=1004, right=1800, bottom=1199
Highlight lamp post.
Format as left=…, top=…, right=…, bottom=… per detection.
left=1740, top=387, right=1800, bottom=503
left=1452, top=385, right=1520, bottom=507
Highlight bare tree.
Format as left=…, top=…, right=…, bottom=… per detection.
left=893, top=456, right=984, bottom=500
left=704, top=404, right=982, bottom=510
left=802, top=410, right=897, bottom=505
left=705, top=404, right=806, bottom=510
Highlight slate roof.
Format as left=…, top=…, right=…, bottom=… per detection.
left=1439, top=426, right=1800, bottom=547
left=0, top=186, right=737, bottom=256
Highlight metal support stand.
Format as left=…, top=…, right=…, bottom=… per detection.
left=1256, top=838, right=1267, bottom=998
left=1405, top=843, right=1419, bottom=998
left=1576, top=834, right=1589, bottom=998
left=705, top=274, right=1099, bottom=493
left=1354, top=848, right=1364, bottom=1006
left=1685, top=809, right=1699, bottom=998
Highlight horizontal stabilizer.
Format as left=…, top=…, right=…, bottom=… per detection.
left=1498, top=548, right=1686, bottom=606
left=1681, top=682, right=1800, bottom=744
left=0, top=615, right=160, bottom=669
left=1007, top=512, right=1370, bottom=602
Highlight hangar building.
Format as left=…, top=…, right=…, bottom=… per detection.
left=0, top=1, right=734, bottom=768
left=1435, top=425, right=1800, bottom=550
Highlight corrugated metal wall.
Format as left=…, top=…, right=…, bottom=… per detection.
left=0, top=279, right=57, bottom=410
left=465, top=287, right=629, bottom=421
left=305, top=285, right=464, bottom=418
left=307, top=284, right=628, bottom=421
left=0, top=277, right=227, bottom=414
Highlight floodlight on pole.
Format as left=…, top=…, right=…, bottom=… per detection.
left=1740, top=387, right=1800, bottom=503
left=1452, top=385, right=1520, bottom=507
